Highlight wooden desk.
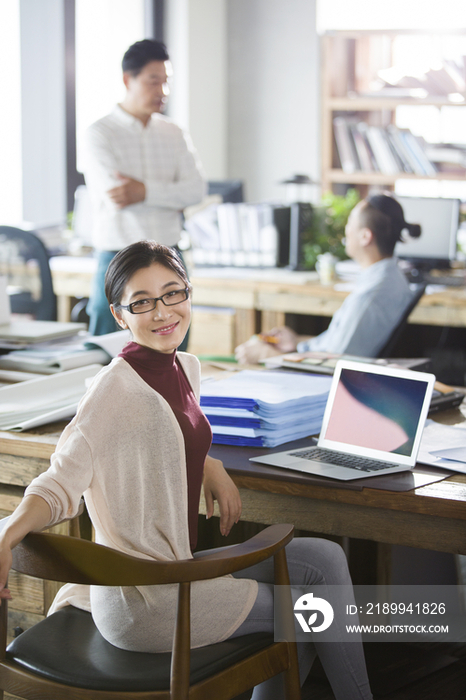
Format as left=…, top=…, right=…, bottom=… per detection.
left=0, top=422, right=78, bottom=642
left=206, top=441, right=466, bottom=558
left=1, top=408, right=465, bottom=559
left=0, top=388, right=464, bottom=636
left=50, top=259, right=466, bottom=336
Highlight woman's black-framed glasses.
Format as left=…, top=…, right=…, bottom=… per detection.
left=118, top=288, right=190, bottom=314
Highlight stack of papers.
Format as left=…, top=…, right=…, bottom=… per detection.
left=0, top=330, right=130, bottom=374
left=418, top=419, right=466, bottom=474
left=0, top=365, right=102, bottom=431
left=0, top=321, right=87, bottom=349
left=200, top=370, right=332, bottom=447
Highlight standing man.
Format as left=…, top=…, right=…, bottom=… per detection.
left=81, top=39, right=206, bottom=336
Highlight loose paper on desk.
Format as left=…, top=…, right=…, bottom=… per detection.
left=417, top=419, right=466, bottom=474
left=0, top=364, right=102, bottom=431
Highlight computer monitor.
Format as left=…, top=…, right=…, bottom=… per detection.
left=394, top=196, right=460, bottom=269
left=208, top=180, right=244, bottom=204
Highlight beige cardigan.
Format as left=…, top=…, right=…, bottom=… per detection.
left=25, top=354, right=258, bottom=652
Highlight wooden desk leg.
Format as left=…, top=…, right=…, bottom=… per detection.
left=235, top=309, right=256, bottom=346
left=376, top=543, right=392, bottom=586
left=261, top=311, right=286, bottom=332
left=57, top=295, right=72, bottom=323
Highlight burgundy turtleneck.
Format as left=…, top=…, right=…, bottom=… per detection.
left=119, top=342, right=212, bottom=550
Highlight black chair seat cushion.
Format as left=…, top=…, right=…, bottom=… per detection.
left=7, top=606, right=275, bottom=692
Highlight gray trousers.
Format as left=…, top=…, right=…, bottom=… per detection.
left=228, top=538, right=373, bottom=700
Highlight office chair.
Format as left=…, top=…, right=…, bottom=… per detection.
left=0, top=226, right=57, bottom=321
left=0, top=523, right=301, bottom=700
left=377, top=283, right=426, bottom=358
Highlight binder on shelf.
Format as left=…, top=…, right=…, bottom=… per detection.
left=186, top=200, right=312, bottom=269
left=186, top=202, right=282, bottom=268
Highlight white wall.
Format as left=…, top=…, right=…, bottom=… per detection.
left=0, top=0, right=22, bottom=225
left=166, top=0, right=227, bottom=180
left=6, top=0, right=321, bottom=226
left=166, top=0, right=319, bottom=197
left=20, top=0, right=67, bottom=227
left=0, top=0, right=67, bottom=228
left=227, top=0, right=320, bottom=202
left=165, top=0, right=190, bottom=131
left=75, top=0, right=145, bottom=142
left=317, top=0, right=466, bottom=31
left=188, top=0, right=227, bottom=179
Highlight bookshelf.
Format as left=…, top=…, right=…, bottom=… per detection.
left=321, top=30, right=466, bottom=195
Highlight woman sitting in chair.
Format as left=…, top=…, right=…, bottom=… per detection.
left=236, top=193, right=421, bottom=364
left=0, top=241, right=373, bottom=700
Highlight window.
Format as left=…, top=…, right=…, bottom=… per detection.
left=75, top=0, right=145, bottom=164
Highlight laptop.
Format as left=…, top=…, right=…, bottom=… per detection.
left=250, top=360, right=435, bottom=481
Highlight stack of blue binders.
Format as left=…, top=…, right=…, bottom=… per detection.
left=200, top=370, right=332, bottom=447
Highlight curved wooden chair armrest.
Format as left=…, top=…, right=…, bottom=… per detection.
left=9, top=523, right=294, bottom=586
left=192, top=523, right=294, bottom=567
left=0, top=519, right=300, bottom=700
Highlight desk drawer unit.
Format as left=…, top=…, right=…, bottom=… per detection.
left=0, top=433, right=70, bottom=645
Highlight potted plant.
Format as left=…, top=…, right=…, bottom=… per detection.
left=301, top=189, right=360, bottom=270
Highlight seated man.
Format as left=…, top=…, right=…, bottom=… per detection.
left=236, top=194, right=421, bottom=364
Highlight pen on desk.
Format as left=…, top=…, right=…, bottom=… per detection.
left=259, top=334, right=280, bottom=345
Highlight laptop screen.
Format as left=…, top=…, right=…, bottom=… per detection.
left=319, top=361, right=435, bottom=466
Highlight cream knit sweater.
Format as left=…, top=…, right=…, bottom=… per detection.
left=25, top=354, right=258, bottom=652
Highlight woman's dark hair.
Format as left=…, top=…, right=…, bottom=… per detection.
left=359, top=194, right=421, bottom=257
left=105, top=241, right=191, bottom=308
left=122, top=39, right=169, bottom=76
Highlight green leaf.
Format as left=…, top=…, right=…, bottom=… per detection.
left=300, top=189, right=360, bottom=270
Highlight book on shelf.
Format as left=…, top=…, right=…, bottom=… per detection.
left=332, top=120, right=439, bottom=176
left=348, top=123, right=374, bottom=172
left=424, top=143, right=466, bottom=170
left=366, top=126, right=399, bottom=175
left=333, top=117, right=359, bottom=173
left=354, top=122, right=379, bottom=171
left=386, top=125, right=416, bottom=173
left=400, top=131, right=437, bottom=176
left=384, top=130, right=410, bottom=173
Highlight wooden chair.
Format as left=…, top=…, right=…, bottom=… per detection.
left=0, top=523, right=301, bottom=700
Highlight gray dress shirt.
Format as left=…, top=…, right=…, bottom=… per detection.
left=297, top=257, right=413, bottom=357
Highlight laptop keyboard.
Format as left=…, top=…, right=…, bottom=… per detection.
left=288, top=447, right=394, bottom=473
